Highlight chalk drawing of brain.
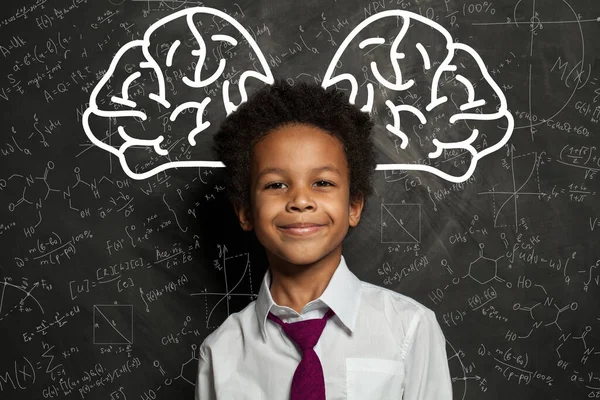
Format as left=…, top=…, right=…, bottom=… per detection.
left=82, top=7, right=273, bottom=180
left=322, top=10, right=514, bottom=183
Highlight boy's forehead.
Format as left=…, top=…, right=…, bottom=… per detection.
left=261, top=123, right=344, bottom=150
left=250, top=123, right=349, bottom=177
left=255, top=164, right=343, bottom=179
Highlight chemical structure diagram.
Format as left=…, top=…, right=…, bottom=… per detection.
left=557, top=325, right=600, bottom=367
left=428, top=243, right=508, bottom=308
left=139, top=344, right=199, bottom=400
left=462, top=244, right=508, bottom=286
left=509, top=278, right=579, bottom=339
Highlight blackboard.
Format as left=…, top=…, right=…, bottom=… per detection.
left=1, top=0, right=599, bottom=399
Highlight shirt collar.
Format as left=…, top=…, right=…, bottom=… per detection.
left=255, top=255, right=362, bottom=343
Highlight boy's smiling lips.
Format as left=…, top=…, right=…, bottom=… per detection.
left=279, top=222, right=325, bottom=228
left=277, top=222, right=326, bottom=236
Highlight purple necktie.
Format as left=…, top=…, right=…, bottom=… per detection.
left=267, top=308, right=335, bottom=400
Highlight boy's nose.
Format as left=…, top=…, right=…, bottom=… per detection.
left=286, top=188, right=316, bottom=212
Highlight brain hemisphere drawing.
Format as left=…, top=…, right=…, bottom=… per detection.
left=322, top=10, right=514, bottom=183
left=82, top=7, right=273, bottom=180
left=83, top=7, right=512, bottom=183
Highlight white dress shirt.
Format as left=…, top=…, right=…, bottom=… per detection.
left=195, top=255, right=453, bottom=399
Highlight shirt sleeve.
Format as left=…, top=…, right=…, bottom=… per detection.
left=195, top=344, right=217, bottom=400
left=402, top=308, right=453, bottom=400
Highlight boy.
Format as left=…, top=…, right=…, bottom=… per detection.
left=196, top=80, right=453, bottom=399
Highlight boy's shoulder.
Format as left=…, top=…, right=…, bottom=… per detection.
left=358, top=279, right=437, bottom=335
left=199, top=300, right=257, bottom=354
left=360, top=279, right=433, bottom=316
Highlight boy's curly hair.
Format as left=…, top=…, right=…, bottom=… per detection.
left=212, top=79, right=378, bottom=217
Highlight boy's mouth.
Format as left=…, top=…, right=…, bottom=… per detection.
left=279, top=222, right=324, bottom=228
left=278, top=222, right=326, bottom=236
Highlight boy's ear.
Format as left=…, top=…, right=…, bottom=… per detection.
left=348, top=195, right=365, bottom=227
left=233, top=201, right=254, bottom=231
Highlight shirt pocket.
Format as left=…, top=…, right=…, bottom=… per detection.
left=346, top=358, right=405, bottom=400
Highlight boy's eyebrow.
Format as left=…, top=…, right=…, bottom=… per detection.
left=256, top=165, right=342, bottom=180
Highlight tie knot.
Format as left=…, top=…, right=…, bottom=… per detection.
left=268, top=309, right=335, bottom=351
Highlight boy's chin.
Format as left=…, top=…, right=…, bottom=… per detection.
left=267, top=248, right=339, bottom=270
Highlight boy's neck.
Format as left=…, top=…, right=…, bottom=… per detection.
left=268, top=249, right=342, bottom=314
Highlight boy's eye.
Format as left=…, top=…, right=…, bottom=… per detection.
left=265, top=182, right=285, bottom=190
left=315, top=180, right=334, bottom=187
left=264, top=180, right=334, bottom=190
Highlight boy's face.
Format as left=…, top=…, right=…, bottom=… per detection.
left=234, top=123, right=364, bottom=268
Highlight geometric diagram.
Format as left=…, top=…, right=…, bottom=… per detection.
left=93, top=304, right=133, bottom=345
left=0, top=279, right=45, bottom=323
left=82, top=7, right=274, bottom=180
left=190, top=247, right=257, bottom=329
left=323, top=10, right=514, bottom=183
left=477, top=148, right=545, bottom=233
left=381, top=203, right=421, bottom=243
left=446, top=339, right=486, bottom=399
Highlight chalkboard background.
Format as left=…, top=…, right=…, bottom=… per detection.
left=1, top=0, right=599, bottom=399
